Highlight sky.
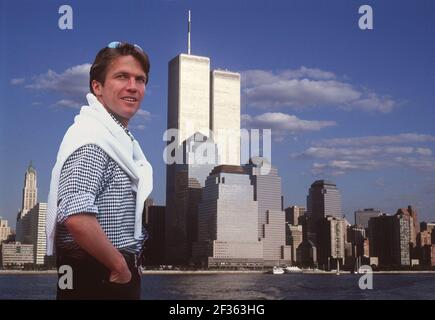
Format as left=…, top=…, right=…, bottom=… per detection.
left=1, top=0, right=435, bottom=229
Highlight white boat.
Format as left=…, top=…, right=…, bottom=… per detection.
left=272, top=266, right=285, bottom=274
left=285, top=266, right=303, bottom=273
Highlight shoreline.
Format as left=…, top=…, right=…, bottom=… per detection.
left=1, top=270, right=435, bottom=275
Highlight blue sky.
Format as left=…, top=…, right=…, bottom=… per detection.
left=1, top=0, right=435, bottom=229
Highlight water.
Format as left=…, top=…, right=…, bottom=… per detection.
left=1, top=273, right=434, bottom=300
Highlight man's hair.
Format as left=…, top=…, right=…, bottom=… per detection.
left=89, top=42, right=150, bottom=94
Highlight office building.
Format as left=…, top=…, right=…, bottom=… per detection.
left=0, top=217, right=11, bottom=243
left=317, top=216, right=346, bottom=269
left=210, top=69, right=240, bottom=166
left=16, top=203, right=47, bottom=265
left=306, top=180, right=342, bottom=246
left=285, top=206, right=305, bottom=226
left=286, top=224, right=303, bottom=264
left=245, top=158, right=291, bottom=266
left=144, top=205, right=166, bottom=266
left=165, top=50, right=242, bottom=265
left=193, top=165, right=263, bottom=268
left=354, top=208, right=381, bottom=230
left=1, top=242, right=34, bottom=269
left=369, top=213, right=411, bottom=267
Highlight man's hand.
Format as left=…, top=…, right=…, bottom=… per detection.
left=109, top=259, right=132, bottom=284
left=64, top=214, right=132, bottom=284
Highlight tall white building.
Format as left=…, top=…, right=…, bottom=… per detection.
left=166, top=51, right=242, bottom=264
left=165, top=54, right=211, bottom=264
left=210, top=69, right=240, bottom=166
left=16, top=203, right=47, bottom=265
left=167, top=54, right=211, bottom=144
left=0, top=217, right=12, bottom=243
left=21, top=162, right=37, bottom=218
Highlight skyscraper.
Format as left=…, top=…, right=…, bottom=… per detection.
left=144, top=205, right=166, bottom=266
left=369, top=214, right=411, bottom=267
left=165, top=51, right=241, bottom=265
left=285, top=205, right=306, bottom=226
left=317, top=216, right=346, bottom=269
left=166, top=53, right=211, bottom=264
left=245, top=157, right=291, bottom=266
left=307, top=180, right=342, bottom=222
left=354, top=208, right=381, bottom=229
left=193, top=165, right=263, bottom=268
left=396, top=206, right=419, bottom=248
left=16, top=203, right=47, bottom=265
left=210, top=69, right=240, bottom=166
left=15, top=163, right=47, bottom=265
left=20, top=162, right=37, bottom=218
left=306, top=180, right=342, bottom=246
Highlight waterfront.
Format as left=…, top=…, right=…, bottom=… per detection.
left=1, top=273, right=434, bottom=300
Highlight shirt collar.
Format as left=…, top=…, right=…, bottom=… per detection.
left=108, top=112, right=135, bottom=141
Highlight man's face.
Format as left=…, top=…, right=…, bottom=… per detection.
left=92, top=55, right=146, bottom=126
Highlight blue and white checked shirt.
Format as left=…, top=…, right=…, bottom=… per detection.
left=55, top=115, right=147, bottom=255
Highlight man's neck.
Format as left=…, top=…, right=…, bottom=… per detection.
left=108, top=110, right=129, bottom=128
left=96, top=96, right=129, bottom=127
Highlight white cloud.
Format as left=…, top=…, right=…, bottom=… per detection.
left=241, top=67, right=336, bottom=88
left=10, top=78, right=25, bottom=85
left=315, top=133, right=435, bottom=147
left=241, top=68, right=397, bottom=113
left=296, top=146, right=432, bottom=160
left=26, top=63, right=91, bottom=100
left=128, top=109, right=152, bottom=130
left=130, top=124, right=146, bottom=131
left=53, top=99, right=82, bottom=109
left=393, top=157, right=435, bottom=171
left=242, top=112, right=336, bottom=140
left=296, top=134, right=435, bottom=176
left=311, top=159, right=383, bottom=176
left=349, top=92, right=395, bottom=113
left=135, top=109, right=151, bottom=120
left=416, top=148, right=433, bottom=156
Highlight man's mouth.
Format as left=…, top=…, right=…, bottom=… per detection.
left=121, top=97, right=138, bottom=102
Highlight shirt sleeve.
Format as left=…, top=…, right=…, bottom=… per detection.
left=57, top=144, right=109, bottom=224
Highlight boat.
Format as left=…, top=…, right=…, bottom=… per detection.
left=272, top=266, right=285, bottom=274
left=284, top=266, right=303, bottom=273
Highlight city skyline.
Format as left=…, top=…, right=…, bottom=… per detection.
left=1, top=0, right=435, bottom=229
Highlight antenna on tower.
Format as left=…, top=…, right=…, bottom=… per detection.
left=188, top=10, right=191, bottom=54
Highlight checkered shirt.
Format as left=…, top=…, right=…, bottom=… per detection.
left=55, top=140, right=148, bottom=255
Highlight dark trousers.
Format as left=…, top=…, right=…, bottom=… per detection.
left=56, top=248, right=141, bottom=300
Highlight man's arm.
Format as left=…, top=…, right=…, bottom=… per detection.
left=65, top=214, right=131, bottom=284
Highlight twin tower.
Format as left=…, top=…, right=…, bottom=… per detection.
left=165, top=53, right=290, bottom=267
left=165, top=53, right=241, bottom=265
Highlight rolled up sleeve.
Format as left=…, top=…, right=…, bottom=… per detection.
left=57, top=144, right=109, bottom=224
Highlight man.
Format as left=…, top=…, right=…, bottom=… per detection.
left=46, top=42, right=153, bottom=299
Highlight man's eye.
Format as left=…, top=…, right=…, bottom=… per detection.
left=137, top=78, right=146, bottom=83
left=117, top=74, right=127, bottom=79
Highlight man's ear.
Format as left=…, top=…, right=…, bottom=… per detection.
left=91, top=80, right=103, bottom=96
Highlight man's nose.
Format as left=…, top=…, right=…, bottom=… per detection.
left=126, top=77, right=139, bottom=91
